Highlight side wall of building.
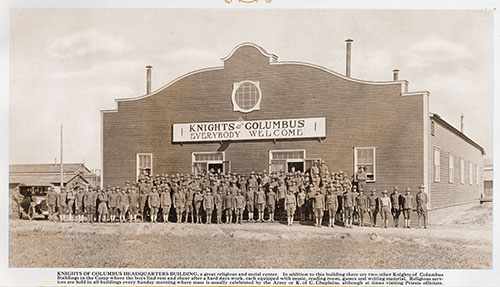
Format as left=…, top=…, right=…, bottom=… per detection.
left=429, top=119, right=484, bottom=209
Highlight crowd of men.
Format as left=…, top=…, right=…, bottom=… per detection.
left=43, top=162, right=429, bottom=229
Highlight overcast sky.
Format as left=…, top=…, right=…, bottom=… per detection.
left=9, top=9, right=493, bottom=170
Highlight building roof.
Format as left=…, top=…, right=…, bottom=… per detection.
left=431, top=114, right=485, bottom=155
left=9, top=173, right=88, bottom=187
left=9, top=163, right=91, bottom=174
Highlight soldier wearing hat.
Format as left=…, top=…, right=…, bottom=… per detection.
left=203, top=187, right=214, bottom=224
left=46, top=186, right=58, bottom=222
left=325, top=186, right=337, bottom=228
left=356, top=188, right=368, bottom=227
left=296, top=185, right=307, bottom=222
left=343, top=186, right=355, bottom=228
left=312, top=188, right=325, bottom=227
left=266, top=186, right=277, bottom=222
left=284, top=188, right=297, bottom=226
left=416, top=185, right=428, bottom=229
left=108, top=187, right=121, bottom=223
left=214, top=187, right=224, bottom=224
left=368, top=188, right=379, bottom=227
left=390, top=186, right=402, bottom=228
left=119, top=187, right=130, bottom=223
left=255, top=186, right=266, bottom=222
left=184, top=186, right=194, bottom=223
left=138, top=187, right=149, bottom=222
left=379, top=190, right=392, bottom=228
left=128, top=186, right=140, bottom=222
left=148, top=187, right=160, bottom=223
left=97, top=187, right=109, bottom=223
left=223, top=188, right=234, bottom=224
left=57, top=187, right=68, bottom=222
left=74, top=187, right=85, bottom=223
left=246, top=186, right=256, bottom=222
left=84, top=186, right=97, bottom=223
left=66, top=187, right=76, bottom=222
left=233, top=191, right=246, bottom=224
left=356, top=166, right=367, bottom=193
left=276, top=180, right=287, bottom=221
left=194, top=188, right=204, bottom=224
left=401, top=187, right=415, bottom=228
left=160, top=184, right=172, bottom=223
left=172, top=187, right=185, bottom=223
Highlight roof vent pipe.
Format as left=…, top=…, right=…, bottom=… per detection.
left=146, top=65, right=152, bottom=94
left=345, top=39, right=353, bottom=77
left=393, top=68, right=400, bottom=81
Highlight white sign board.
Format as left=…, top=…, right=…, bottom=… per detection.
left=173, top=117, right=326, bottom=142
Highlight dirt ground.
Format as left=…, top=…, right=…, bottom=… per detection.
left=9, top=202, right=492, bottom=269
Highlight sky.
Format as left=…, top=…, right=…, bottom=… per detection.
left=9, top=9, right=493, bottom=170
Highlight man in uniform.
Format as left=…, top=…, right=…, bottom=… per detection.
left=194, top=188, right=204, bottom=224
left=356, top=189, right=368, bottom=227
left=284, top=188, right=297, bottom=226
left=255, top=186, right=266, bottom=222
left=66, top=187, right=76, bottom=222
left=74, top=187, right=85, bottom=223
left=128, top=186, right=140, bottom=222
left=401, top=187, right=414, bottom=228
left=246, top=186, right=256, bottom=222
left=356, top=166, right=367, bottom=193
left=84, top=187, right=97, bottom=223
left=172, top=187, right=185, bottom=223
left=184, top=185, right=195, bottom=223
left=160, top=184, right=172, bottom=223
left=390, top=186, right=401, bottom=228
left=46, top=186, right=58, bottom=222
left=223, top=188, right=234, bottom=224
left=312, top=189, right=325, bottom=227
left=57, top=187, right=68, bottom=222
left=343, top=186, right=355, bottom=228
left=379, top=190, right=392, bottom=228
left=148, top=187, right=161, bottom=223
left=296, top=185, right=307, bottom=222
left=276, top=180, right=287, bottom=221
left=97, top=187, right=108, bottom=223
left=233, top=191, right=246, bottom=224
left=368, top=188, right=378, bottom=227
left=416, top=185, right=428, bottom=229
left=119, top=187, right=130, bottom=223
left=214, top=188, right=224, bottom=224
left=108, top=187, right=120, bottom=223
left=266, top=186, right=277, bottom=222
left=203, top=187, right=214, bottom=224
left=139, top=187, right=149, bottom=222
left=325, top=188, right=337, bottom=228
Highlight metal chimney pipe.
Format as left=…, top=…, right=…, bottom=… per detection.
left=461, top=114, right=464, bottom=133
left=146, top=65, right=153, bottom=94
left=345, top=39, right=353, bottom=77
left=393, top=68, right=400, bottom=81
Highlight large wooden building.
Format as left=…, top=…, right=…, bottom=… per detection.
left=101, top=41, right=484, bottom=210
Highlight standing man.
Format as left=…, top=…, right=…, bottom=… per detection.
left=203, top=187, right=214, bottom=224
left=57, top=187, right=68, bottom=222
left=119, top=187, right=130, bottom=223
left=356, top=166, right=367, bottom=193
left=379, top=190, right=392, bottom=228
left=97, top=187, right=108, bottom=223
left=368, top=188, right=378, bottom=227
left=66, top=187, right=76, bottom=222
left=297, top=185, right=307, bottom=223
left=390, top=186, right=401, bottom=228
left=160, top=185, right=172, bottom=223
left=246, top=186, right=256, bottom=222
left=108, top=187, right=120, bottom=223
left=128, top=186, right=140, bottom=223
left=84, top=187, right=97, bottom=223
left=223, top=189, right=234, bottom=224
left=284, top=189, right=297, bottom=226
left=343, top=187, right=355, bottom=228
left=214, top=188, right=224, bottom=224
left=74, top=187, right=85, bottom=223
left=46, top=186, right=58, bottom=222
left=139, top=187, right=150, bottom=222
left=184, top=185, right=195, bottom=223
left=416, top=185, right=428, bottom=229
left=255, top=186, right=266, bottom=222
left=312, top=189, right=325, bottom=227
left=325, top=188, right=337, bottom=228
left=194, top=188, right=204, bottom=224
left=172, top=187, right=185, bottom=223
left=148, top=187, right=160, bottom=223
left=401, top=187, right=414, bottom=228
left=233, top=191, right=246, bottom=224
left=356, top=189, right=368, bottom=227
left=266, top=187, right=277, bottom=222
left=276, top=180, right=287, bottom=221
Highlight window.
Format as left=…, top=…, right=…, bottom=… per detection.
left=469, top=161, right=473, bottom=185
left=448, top=154, right=454, bottom=183
left=476, top=164, right=480, bottom=185
left=269, top=150, right=306, bottom=173
left=433, top=148, right=440, bottom=182
left=232, top=81, right=261, bottom=113
left=354, top=147, right=376, bottom=182
left=460, top=158, right=465, bottom=184
left=192, top=152, right=225, bottom=175
left=137, top=153, right=153, bottom=180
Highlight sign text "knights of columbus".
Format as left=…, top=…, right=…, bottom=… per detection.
left=172, top=117, right=326, bottom=143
